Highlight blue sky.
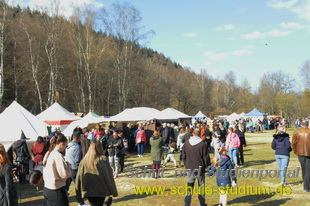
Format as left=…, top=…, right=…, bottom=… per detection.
left=15, top=0, right=310, bottom=91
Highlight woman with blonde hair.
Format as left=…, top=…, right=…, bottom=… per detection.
left=0, top=144, right=18, bottom=206
left=272, top=125, right=292, bottom=186
left=76, top=140, right=118, bottom=206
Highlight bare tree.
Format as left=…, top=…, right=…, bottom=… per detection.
left=100, top=2, right=154, bottom=111
left=300, top=60, right=310, bottom=89
left=0, top=0, right=10, bottom=108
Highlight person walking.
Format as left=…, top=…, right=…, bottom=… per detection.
left=76, top=140, right=118, bottom=206
left=292, top=121, right=310, bottom=192
left=43, top=135, right=72, bottom=206
left=272, top=125, right=292, bottom=186
left=182, top=128, right=211, bottom=206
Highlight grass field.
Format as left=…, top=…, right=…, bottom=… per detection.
left=18, top=128, right=310, bottom=206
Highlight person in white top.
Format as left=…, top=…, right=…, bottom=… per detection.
left=43, top=134, right=72, bottom=206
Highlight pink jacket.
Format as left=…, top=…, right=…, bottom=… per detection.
left=136, top=130, right=146, bottom=144
left=225, top=132, right=240, bottom=149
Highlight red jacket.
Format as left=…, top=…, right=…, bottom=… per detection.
left=136, top=130, right=146, bottom=144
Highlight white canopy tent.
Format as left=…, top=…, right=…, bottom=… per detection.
left=192, top=111, right=210, bottom=124
left=156, top=108, right=191, bottom=122
left=109, top=107, right=161, bottom=122
left=0, top=101, right=48, bottom=151
left=62, top=112, right=110, bottom=137
left=37, top=102, right=81, bottom=132
left=227, top=112, right=240, bottom=122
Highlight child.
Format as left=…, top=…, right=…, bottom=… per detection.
left=211, top=132, right=222, bottom=159
left=162, top=142, right=178, bottom=168
left=208, top=147, right=237, bottom=206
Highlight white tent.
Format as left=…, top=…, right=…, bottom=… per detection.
left=62, top=112, right=110, bottom=137
left=0, top=101, right=48, bottom=150
left=227, top=112, right=240, bottom=122
left=109, top=107, right=161, bottom=122
left=37, top=102, right=80, bottom=132
left=156, top=108, right=191, bottom=121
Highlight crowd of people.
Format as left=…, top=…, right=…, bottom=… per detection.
left=0, top=116, right=308, bottom=206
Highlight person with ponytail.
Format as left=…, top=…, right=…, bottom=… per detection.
left=0, top=144, right=18, bottom=206
left=43, top=135, right=72, bottom=206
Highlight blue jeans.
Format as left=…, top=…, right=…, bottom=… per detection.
left=229, top=148, right=239, bottom=165
left=137, top=143, right=144, bottom=155
left=275, top=155, right=290, bottom=183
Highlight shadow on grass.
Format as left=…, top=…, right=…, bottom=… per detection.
left=228, top=194, right=290, bottom=205
left=247, top=143, right=266, bottom=146
left=244, top=159, right=275, bottom=167
left=113, top=189, right=172, bottom=203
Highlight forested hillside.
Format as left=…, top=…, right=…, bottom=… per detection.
left=0, top=2, right=309, bottom=117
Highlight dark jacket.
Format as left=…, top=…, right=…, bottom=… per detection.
left=107, top=138, right=123, bottom=157
left=218, top=128, right=227, bottom=143
left=12, top=140, right=31, bottom=164
left=76, top=155, right=118, bottom=198
left=0, top=164, right=18, bottom=206
left=208, top=155, right=236, bottom=187
left=272, top=132, right=292, bottom=157
left=182, top=136, right=210, bottom=172
left=234, top=129, right=246, bottom=146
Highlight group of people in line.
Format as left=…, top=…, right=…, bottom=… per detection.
left=0, top=116, right=309, bottom=206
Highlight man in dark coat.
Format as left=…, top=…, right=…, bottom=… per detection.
left=234, top=126, right=246, bottom=165
left=12, top=131, right=31, bottom=184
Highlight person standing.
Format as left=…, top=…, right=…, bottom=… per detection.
left=149, top=130, right=163, bottom=178
left=32, top=136, right=47, bottom=167
left=0, top=144, right=18, bottom=206
left=43, top=135, right=72, bottom=206
left=76, top=140, right=118, bottom=206
left=234, top=126, right=246, bottom=165
left=225, top=127, right=241, bottom=167
left=272, top=125, right=292, bottom=186
left=292, top=121, right=310, bottom=192
left=13, top=132, right=31, bottom=184
left=108, top=132, right=123, bottom=178
left=182, top=128, right=211, bottom=206
left=135, top=126, right=146, bottom=157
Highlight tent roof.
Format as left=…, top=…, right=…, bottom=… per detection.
left=0, top=101, right=48, bottom=148
left=227, top=112, right=240, bottom=122
left=37, top=102, right=81, bottom=122
left=195, top=111, right=207, bottom=117
left=156, top=108, right=191, bottom=120
left=62, top=113, right=110, bottom=137
left=110, top=107, right=161, bottom=122
left=244, top=108, right=267, bottom=117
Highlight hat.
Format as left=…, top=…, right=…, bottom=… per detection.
left=95, top=132, right=103, bottom=136
left=20, top=131, right=30, bottom=140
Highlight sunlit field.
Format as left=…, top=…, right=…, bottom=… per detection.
left=18, top=128, right=310, bottom=206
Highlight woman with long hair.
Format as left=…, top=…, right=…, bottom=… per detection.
left=76, top=140, right=118, bottom=206
left=0, top=144, right=18, bottom=206
left=32, top=136, right=47, bottom=167
left=43, top=134, right=72, bottom=206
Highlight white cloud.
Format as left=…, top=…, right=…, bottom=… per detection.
left=203, top=51, right=226, bottom=61
left=216, top=24, right=234, bottom=31
left=267, top=29, right=293, bottom=37
left=12, top=0, right=104, bottom=18
left=232, top=49, right=252, bottom=56
left=267, top=0, right=298, bottom=9
left=182, top=33, right=197, bottom=38
left=243, top=31, right=265, bottom=39
left=268, top=0, right=310, bottom=21
left=278, top=22, right=305, bottom=29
